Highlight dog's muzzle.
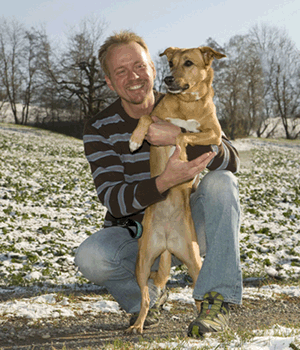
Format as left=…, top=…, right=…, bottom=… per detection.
left=164, top=76, right=189, bottom=93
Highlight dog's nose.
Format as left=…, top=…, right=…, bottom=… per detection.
left=164, top=76, right=175, bottom=86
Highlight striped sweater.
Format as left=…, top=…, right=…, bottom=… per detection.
left=83, top=91, right=240, bottom=228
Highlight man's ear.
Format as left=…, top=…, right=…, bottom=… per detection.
left=151, top=60, right=157, bottom=80
left=105, top=75, right=115, bottom=92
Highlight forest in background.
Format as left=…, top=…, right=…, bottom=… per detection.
left=0, top=16, right=299, bottom=140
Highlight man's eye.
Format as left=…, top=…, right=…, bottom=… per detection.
left=184, top=60, right=193, bottom=67
left=116, top=69, right=126, bottom=75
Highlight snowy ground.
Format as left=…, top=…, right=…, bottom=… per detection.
left=0, top=124, right=299, bottom=349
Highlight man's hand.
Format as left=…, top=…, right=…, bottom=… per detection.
left=156, top=146, right=216, bottom=194
left=145, top=116, right=181, bottom=146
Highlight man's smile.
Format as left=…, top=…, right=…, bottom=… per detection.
left=127, top=84, right=144, bottom=91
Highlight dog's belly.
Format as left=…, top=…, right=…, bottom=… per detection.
left=146, top=142, right=196, bottom=258
left=144, top=187, right=193, bottom=256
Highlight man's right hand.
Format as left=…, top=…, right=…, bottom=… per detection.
left=145, top=116, right=181, bottom=147
left=155, top=145, right=216, bottom=194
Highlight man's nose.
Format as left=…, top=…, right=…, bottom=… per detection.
left=128, top=70, right=139, bottom=79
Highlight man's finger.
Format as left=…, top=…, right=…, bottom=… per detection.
left=190, top=152, right=215, bottom=166
left=151, top=115, right=160, bottom=123
left=201, top=151, right=216, bottom=165
left=188, top=152, right=215, bottom=176
left=170, top=144, right=181, bottom=159
left=202, top=151, right=216, bottom=164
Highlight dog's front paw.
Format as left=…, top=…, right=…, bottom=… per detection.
left=129, top=140, right=142, bottom=152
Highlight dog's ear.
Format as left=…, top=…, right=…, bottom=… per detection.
left=159, top=47, right=178, bottom=59
left=199, top=47, right=226, bottom=66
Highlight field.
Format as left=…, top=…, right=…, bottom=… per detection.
left=0, top=124, right=299, bottom=349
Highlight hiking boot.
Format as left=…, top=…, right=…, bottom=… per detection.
left=129, top=287, right=168, bottom=328
left=188, top=291, right=229, bottom=338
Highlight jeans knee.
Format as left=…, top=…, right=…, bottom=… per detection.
left=75, top=227, right=138, bottom=286
left=74, top=238, right=92, bottom=271
left=200, top=170, right=238, bottom=198
left=74, top=232, right=112, bottom=285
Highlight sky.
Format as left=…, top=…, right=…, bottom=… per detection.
left=1, top=0, right=300, bottom=58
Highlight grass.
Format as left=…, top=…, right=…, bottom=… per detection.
left=1, top=124, right=300, bottom=288
left=0, top=125, right=299, bottom=288
left=249, top=137, right=300, bottom=146
left=0, top=125, right=300, bottom=349
left=236, top=141, right=300, bottom=280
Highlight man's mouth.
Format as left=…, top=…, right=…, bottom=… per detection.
left=128, top=84, right=144, bottom=91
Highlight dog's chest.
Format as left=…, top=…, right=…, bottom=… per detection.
left=153, top=96, right=206, bottom=129
left=166, top=118, right=200, bottom=133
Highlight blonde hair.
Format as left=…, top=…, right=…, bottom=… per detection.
left=99, top=30, right=152, bottom=77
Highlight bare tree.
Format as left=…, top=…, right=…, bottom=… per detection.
left=213, top=35, right=265, bottom=139
left=20, top=29, right=46, bottom=125
left=0, top=18, right=25, bottom=124
left=27, top=26, right=65, bottom=124
left=251, top=24, right=300, bottom=139
left=47, top=17, right=115, bottom=120
left=0, top=18, right=49, bottom=125
left=241, top=40, right=265, bottom=136
left=153, top=52, right=170, bottom=93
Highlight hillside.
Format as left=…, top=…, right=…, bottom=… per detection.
left=0, top=124, right=299, bottom=349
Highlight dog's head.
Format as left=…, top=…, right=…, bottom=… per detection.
left=159, top=46, right=226, bottom=95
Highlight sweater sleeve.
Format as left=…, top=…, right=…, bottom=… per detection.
left=186, top=134, right=240, bottom=174
left=83, top=121, right=167, bottom=219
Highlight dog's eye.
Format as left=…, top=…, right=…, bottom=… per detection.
left=184, top=60, right=194, bottom=67
left=169, top=61, right=173, bottom=68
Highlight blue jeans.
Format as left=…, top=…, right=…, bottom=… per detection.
left=75, top=170, right=242, bottom=313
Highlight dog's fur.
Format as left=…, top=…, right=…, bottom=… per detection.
left=126, top=46, right=226, bottom=334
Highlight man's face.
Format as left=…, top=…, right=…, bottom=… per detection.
left=105, top=42, right=156, bottom=106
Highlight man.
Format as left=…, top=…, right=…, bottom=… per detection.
left=75, top=30, right=242, bottom=338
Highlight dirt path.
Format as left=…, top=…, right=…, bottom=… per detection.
left=0, top=285, right=299, bottom=350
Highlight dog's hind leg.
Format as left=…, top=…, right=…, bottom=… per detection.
left=169, top=211, right=202, bottom=312
left=176, top=237, right=202, bottom=284
left=175, top=240, right=202, bottom=312
left=184, top=243, right=202, bottom=312
left=150, top=250, right=171, bottom=291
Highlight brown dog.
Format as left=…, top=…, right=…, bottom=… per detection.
left=126, top=46, right=226, bottom=334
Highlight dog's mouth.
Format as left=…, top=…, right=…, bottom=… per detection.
left=167, top=85, right=189, bottom=94
left=164, top=76, right=189, bottom=94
